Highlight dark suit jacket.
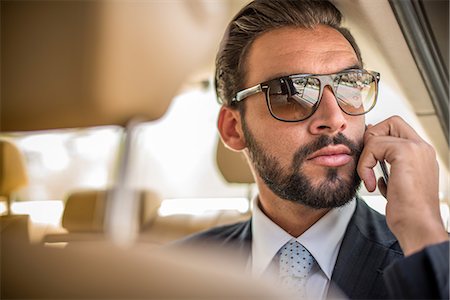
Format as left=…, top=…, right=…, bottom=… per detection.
left=177, top=198, right=449, bottom=299
left=384, top=240, right=449, bottom=299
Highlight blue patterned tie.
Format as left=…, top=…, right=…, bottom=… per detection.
left=278, top=239, right=315, bottom=298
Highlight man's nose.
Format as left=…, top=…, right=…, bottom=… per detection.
left=307, top=85, right=347, bottom=135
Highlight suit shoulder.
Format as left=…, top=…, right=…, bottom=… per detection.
left=173, top=219, right=252, bottom=247
left=384, top=241, right=449, bottom=299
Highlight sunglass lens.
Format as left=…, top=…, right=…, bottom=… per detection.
left=267, top=78, right=320, bottom=121
left=336, top=71, right=377, bottom=115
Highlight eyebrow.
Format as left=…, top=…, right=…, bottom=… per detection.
left=343, top=64, right=363, bottom=71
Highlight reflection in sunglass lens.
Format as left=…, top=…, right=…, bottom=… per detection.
left=296, top=77, right=320, bottom=104
left=268, top=88, right=314, bottom=121
left=336, top=72, right=376, bottom=115
left=267, top=78, right=320, bottom=121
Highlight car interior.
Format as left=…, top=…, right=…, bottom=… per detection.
left=1, top=0, right=448, bottom=298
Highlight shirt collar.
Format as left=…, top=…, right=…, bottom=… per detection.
left=251, top=196, right=356, bottom=279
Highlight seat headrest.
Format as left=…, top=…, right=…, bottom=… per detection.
left=62, top=189, right=162, bottom=232
left=216, top=138, right=254, bottom=184
left=2, top=1, right=228, bottom=131
left=0, top=139, right=28, bottom=198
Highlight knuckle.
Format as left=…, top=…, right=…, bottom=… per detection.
left=424, top=142, right=436, bottom=156
left=363, top=129, right=376, bottom=144
left=364, top=135, right=378, bottom=146
left=404, top=140, right=435, bottom=156
left=388, top=115, right=404, bottom=123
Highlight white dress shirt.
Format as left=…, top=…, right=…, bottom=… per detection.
left=251, top=197, right=356, bottom=300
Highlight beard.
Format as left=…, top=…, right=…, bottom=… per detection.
left=242, top=118, right=362, bottom=209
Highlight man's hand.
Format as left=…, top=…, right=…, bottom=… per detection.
left=357, top=116, right=448, bottom=256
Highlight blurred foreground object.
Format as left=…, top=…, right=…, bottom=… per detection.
left=1, top=239, right=283, bottom=299
left=1, top=0, right=227, bottom=131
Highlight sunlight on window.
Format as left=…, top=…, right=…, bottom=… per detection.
left=19, top=133, right=70, bottom=171
left=363, top=195, right=387, bottom=215
left=158, top=197, right=250, bottom=216
left=78, top=167, right=109, bottom=188
left=363, top=195, right=449, bottom=231
left=11, top=127, right=121, bottom=201
left=0, top=201, right=64, bottom=226
left=73, top=128, right=119, bottom=160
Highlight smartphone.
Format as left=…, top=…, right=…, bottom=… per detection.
left=378, top=160, right=390, bottom=185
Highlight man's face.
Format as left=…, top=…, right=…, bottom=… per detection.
left=241, top=25, right=366, bottom=208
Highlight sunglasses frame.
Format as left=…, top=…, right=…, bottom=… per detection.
left=232, top=69, right=380, bottom=122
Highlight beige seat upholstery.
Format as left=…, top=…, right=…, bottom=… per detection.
left=216, top=138, right=254, bottom=184
left=2, top=1, right=227, bottom=132
left=0, top=139, right=28, bottom=214
left=143, top=210, right=251, bottom=245
left=44, top=189, right=162, bottom=243
left=62, top=189, right=161, bottom=232
left=61, top=190, right=108, bottom=233
left=0, top=139, right=30, bottom=244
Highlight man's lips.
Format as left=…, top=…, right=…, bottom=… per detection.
left=307, top=145, right=352, bottom=167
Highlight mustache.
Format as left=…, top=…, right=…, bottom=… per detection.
left=292, top=133, right=362, bottom=170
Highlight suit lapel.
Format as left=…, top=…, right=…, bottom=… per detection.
left=331, top=199, right=403, bottom=299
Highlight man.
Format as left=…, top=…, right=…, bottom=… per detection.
left=176, top=1, right=449, bottom=299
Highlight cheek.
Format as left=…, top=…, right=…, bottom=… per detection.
left=346, top=116, right=365, bottom=144
left=247, top=120, right=310, bottom=167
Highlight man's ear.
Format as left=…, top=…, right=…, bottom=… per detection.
left=217, top=106, right=246, bottom=151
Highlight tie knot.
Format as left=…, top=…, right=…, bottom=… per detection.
left=278, top=239, right=315, bottom=278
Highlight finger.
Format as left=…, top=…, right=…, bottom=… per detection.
left=377, top=177, right=387, bottom=198
left=364, top=116, right=424, bottom=143
left=357, top=135, right=403, bottom=191
left=357, top=147, right=378, bottom=192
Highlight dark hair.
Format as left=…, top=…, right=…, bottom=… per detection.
left=215, top=0, right=363, bottom=107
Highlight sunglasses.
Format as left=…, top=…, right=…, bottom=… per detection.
left=232, top=69, right=380, bottom=122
